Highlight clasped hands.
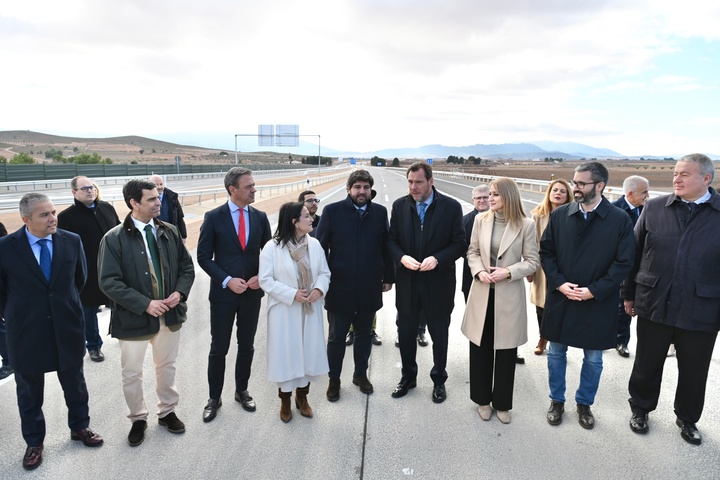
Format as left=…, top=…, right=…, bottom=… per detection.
left=476, top=266, right=510, bottom=284
left=557, top=282, right=594, bottom=301
left=401, top=255, right=438, bottom=272
left=145, top=291, right=183, bottom=317
left=227, top=275, right=261, bottom=294
left=295, top=288, right=323, bottom=304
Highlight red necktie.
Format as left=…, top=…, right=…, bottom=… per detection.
left=238, top=208, right=247, bottom=250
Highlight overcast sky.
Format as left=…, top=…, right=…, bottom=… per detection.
left=2, top=0, right=719, bottom=156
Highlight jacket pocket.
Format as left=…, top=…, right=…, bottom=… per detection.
left=635, top=270, right=659, bottom=288
left=695, top=282, right=720, bottom=299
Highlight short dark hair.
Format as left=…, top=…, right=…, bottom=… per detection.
left=273, top=202, right=305, bottom=247
left=123, top=179, right=157, bottom=209
left=407, top=162, right=433, bottom=180
left=224, top=167, right=252, bottom=195
left=298, top=190, right=316, bottom=202
left=346, top=170, right=374, bottom=189
left=575, top=162, right=609, bottom=192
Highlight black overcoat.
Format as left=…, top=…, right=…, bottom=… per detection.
left=388, top=188, right=466, bottom=319
left=540, top=197, right=635, bottom=349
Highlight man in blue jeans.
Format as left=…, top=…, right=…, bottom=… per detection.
left=540, top=162, right=634, bottom=429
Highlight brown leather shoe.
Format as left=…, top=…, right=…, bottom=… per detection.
left=279, top=389, right=292, bottom=423
left=295, top=385, right=313, bottom=418
left=23, top=445, right=43, bottom=470
left=70, top=428, right=104, bottom=447
left=326, top=378, right=341, bottom=402
left=352, top=375, right=374, bottom=394
left=534, top=338, right=548, bottom=355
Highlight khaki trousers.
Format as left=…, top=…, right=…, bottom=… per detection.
left=119, top=321, right=181, bottom=422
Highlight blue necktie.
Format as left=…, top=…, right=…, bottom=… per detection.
left=37, top=239, right=51, bottom=281
left=418, top=202, right=427, bottom=224
left=687, top=202, right=697, bottom=213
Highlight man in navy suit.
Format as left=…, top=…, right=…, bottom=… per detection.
left=197, top=167, right=272, bottom=422
left=0, top=193, right=103, bottom=471
left=612, top=175, right=649, bottom=357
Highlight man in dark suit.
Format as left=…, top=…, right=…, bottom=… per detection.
left=387, top=162, right=466, bottom=403
left=298, top=190, right=321, bottom=237
left=611, top=175, right=649, bottom=358
left=316, top=170, right=394, bottom=401
left=150, top=175, right=187, bottom=242
left=197, top=167, right=272, bottom=422
left=0, top=221, right=12, bottom=380
left=623, top=154, right=719, bottom=445
left=0, top=193, right=103, bottom=470
left=461, top=185, right=490, bottom=302
left=58, top=176, right=120, bottom=362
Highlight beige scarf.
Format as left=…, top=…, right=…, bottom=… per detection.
left=287, top=235, right=313, bottom=314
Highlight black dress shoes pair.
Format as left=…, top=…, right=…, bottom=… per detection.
left=432, top=384, right=447, bottom=404
left=235, top=390, right=257, bottom=412
left=676, top=418, right=702, bottom=445
left=391, top=378, right=417, bottom=398
left=203, top=398, right=222, bottom=422
left=629, top=411, right=649, bottom=433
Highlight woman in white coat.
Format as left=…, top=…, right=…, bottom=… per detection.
left=461, top=178, right=539, bottom=424
left=259, top=202, right=330, bottom=423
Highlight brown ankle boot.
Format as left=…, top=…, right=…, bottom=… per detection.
left=534, top=337, right=548, bottom=355
left=278, top=389, right=292, bottom=423
left=295, top=384, right=313, bottom=418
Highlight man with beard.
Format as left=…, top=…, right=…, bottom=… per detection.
left=298, top=190, right=321, bottom=237
left=540, top=162, right=634, bottom=429
left=388, top=162, right=466, bottom=403
left=316, top=170, right=394, bottom=401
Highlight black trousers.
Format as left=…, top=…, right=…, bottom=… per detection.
left=629, top=317, right=717, bottom=423
left=15, top=363, right=90, bottom=446
left=207, top=295, right=261, bottom=399
left=469, top=290, right=517, bottom=410
left=616, top=296, right=632, bottom=346
left=397, top=288, right=451, bottom=385
left=327, top=311, right=374, bottom=379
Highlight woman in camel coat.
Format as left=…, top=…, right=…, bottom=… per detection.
left=461, top=177, right=539, bottom=424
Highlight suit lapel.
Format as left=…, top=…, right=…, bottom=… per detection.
left=479, top=213, right=492, bottom=265
left=11, top=228, right=48, bottom=284
left=220, top=203, right=242, bottom=249
left=498, top=221, right=521, bottom=259
left=48, top=231, right=64, bottom=286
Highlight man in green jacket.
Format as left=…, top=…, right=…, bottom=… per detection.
left=98, top=179, right=195, bottom=447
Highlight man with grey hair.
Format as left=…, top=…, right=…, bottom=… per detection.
left=612, top=175, right=650, bottom=357
left=150, top=175, right=187, bottom=241
left=197, top=167, right=272, bottom=422
left=540, top=162, right=635, bottom=429
left=0, top=193, right=103, bottom=470
left=462, top=184, right=490, bottom=301
left=623, top=153, right=719, bottom=445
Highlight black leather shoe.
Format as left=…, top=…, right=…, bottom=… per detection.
left=417, top=333, right=429, bottom=347
left=616, top=344, right=630, bottom=357
left=676, top=418, right=702, bottom=445
left=345, top=331, right=354, bottom=346
left=577, top=404, right=595, bottom=429
left=547, top=401, right=564, bottom=425
left=0, top=364, right=14, bottom=380
left=327, top=378, right=341, bottom=402
left=158, top=412, right=185, bottom=433
left=203, top=398, right=222, bottom=423
left=128, top=420, right=147, bottom=446
left=22, top=445, right=43, bottom=470
left=70, top=428, right=104, bottom=447
left=88, top=349, right=105, bottom=362
left=391, top=378, right=417, bottom=398
left=235, top=390, right=256, bottom=412
left=515, top=355, right=525, bottom=364
left=352, top=375, right=374, bottom=394
left=371, top=331, right=382, bottom=346
left=630, top=411, right=649, bottom=433
left=432, top=384, right=447, bottom=404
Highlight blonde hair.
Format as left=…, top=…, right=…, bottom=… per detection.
left=531, top=179, right=572, bottom=218
left=484, top=177, right=526, bottom=227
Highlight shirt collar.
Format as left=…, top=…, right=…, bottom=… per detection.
left=416, top=190, right=434, bottom=207
left=25, top=228, right=52, bottom=244
left=131, top=215, right=156, bottom=233
left=681, top=190, right=712, bottom=205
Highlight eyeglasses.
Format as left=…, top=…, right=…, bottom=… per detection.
left=570, top=180, right=599, bottom=189
left=78, top=186, right=96, bottom=192
left=304, top=199, right=320, bottom=204
left=473, top=196, right=489, bottom=201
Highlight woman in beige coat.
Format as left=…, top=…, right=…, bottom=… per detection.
left=527, top=179, right=571, bottom=355
left=461, top=178, right=539, bottom=424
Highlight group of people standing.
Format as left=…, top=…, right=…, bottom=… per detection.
left=1, top=154, right=718, bottom=471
